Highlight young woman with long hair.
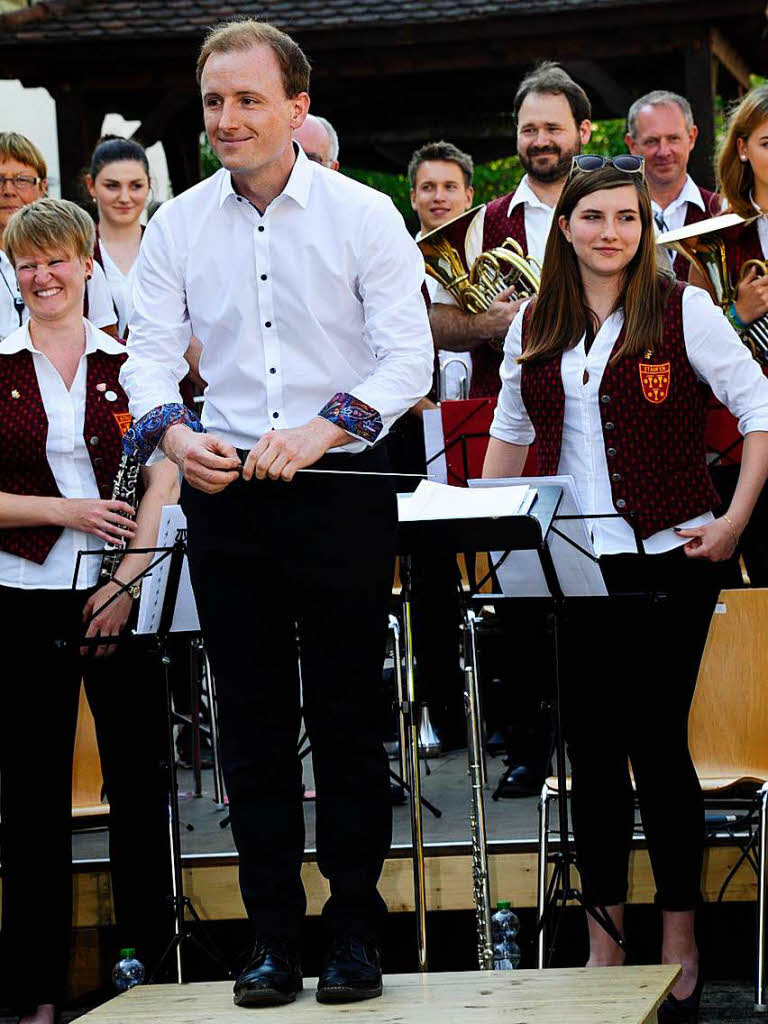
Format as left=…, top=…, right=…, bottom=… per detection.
left=484, top=161, right=768, bottom=1023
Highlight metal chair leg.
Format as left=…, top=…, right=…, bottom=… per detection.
left=537, top=784, right=551, bottom=969
left=755, top=781, right=768, bottom=1012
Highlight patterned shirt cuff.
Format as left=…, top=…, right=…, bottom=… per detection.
left=122, top=403, right=205, bottom=465
left=318, top=392, right=383, bottom=443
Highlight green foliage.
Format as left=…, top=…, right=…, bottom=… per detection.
left=200, top=135, right=221, bottom=178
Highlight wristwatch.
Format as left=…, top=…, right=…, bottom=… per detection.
left=115, top=578, right=142, bottom=601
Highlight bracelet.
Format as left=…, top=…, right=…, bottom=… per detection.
left=721, top=513, right=740, bottom=541
left=726, top=301, right=747, bottom=332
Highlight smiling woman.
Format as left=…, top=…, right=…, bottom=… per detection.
left=483, top=163, right=768, bottom=1019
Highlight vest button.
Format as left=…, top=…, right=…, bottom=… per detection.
left=94, top=457, right=103, bottom=466
left=89, top=436, right=99, bottom=446
left=616, top=498, right=626, bottom=509
left=611, top=472, right=621, bottom=482
left=604, top=421, right=615, bottom=431
left=607, top=447, right=617, bottom=457
left=601, top=394, right=611, bottom=403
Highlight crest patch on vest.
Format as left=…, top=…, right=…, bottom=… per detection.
left=113, top=412, right=133, bottom=436
left=639, top=361, right=671, bottom=404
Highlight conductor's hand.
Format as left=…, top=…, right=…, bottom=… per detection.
left=242, top=418, right=350, bottom=483
left=163, top=424, right=240, bottom=494
left=81, top=581, right=133, bottom=658
left=734, top=267, right=768, bottom=325
left=676, top=517, right=740, bottom=562
left=475, top=288, right=526, bottom=340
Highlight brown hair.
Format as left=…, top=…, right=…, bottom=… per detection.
left=196, top=18, right=311, bottom=97
left=717, top=85, right=768, bottom=218
left=513, top=61, right=591, bottom=128
left=521, top=166, right=670, bottom=364
left=407, top=140, right=474, bottom=188
left=5, top=197, right=94, bottom=268
left=0, top=131, right=47, bottom=181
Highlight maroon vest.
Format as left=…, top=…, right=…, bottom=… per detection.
left=520, top=281, right=719, bottom=539
left=703, top=219, right=766, bottom=466
left=467, top=190, right=528, bottom=399
left=671, top=186, right=720, bottom=281
left=0, top=346, right=130, bottom=564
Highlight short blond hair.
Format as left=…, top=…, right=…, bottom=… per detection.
left=196, top=18, right=310, bottom=97
left=0, top=131, right=47, bottom=181
left=5, top=197, right=94, bottom=268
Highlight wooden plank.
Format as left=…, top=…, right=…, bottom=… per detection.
left=78, top=965, right=679, bottom=1022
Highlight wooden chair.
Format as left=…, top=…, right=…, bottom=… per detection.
left=536, top=589, right=768, bottom=1011
left=72, top=683, right=109, bottom=822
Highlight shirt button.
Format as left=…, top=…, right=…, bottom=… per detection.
left=601, top=394, right=611, bottom=404
left=607, top=447, right=617, bottom=457
left=265, top=321, right=271, bottom=328
left=604, top=421, right=615, bottom=431
left=616, top=498, right=627, bottom=510
left=611, top=472, right=621, bottom=483
left=261, top=274, right=267, bottom=281
left=258, top=225, right=265, bottom=232
left=269, top=367, right=277, bottom=374
left=89, top=436, right=99, bottom=446
left=272, top=411, right=279, bottom=419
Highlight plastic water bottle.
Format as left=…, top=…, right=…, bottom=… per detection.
left=112, top=948, right=146, bottom=991
left=491, top=900, right=521, bottom=970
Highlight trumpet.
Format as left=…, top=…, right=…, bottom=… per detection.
left=657, top=213, right=768, bottom=365
left=418, top=206, right=541, bottom=339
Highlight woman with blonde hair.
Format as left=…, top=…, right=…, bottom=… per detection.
left=484, top=158, right=768, bottom=1023
left=0, top=197, right=178, bottom=1024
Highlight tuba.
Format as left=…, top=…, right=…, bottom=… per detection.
left=657, top=213, right=768, bottom=365
left=418, top=205, right=541, bottom=341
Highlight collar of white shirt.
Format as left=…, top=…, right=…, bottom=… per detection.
left=0, top=317, right=126, bottom=357
left=507, top=174, right=555, bottom=216
left=217, top=141, right=312, bottom=212
left=652, top=174, right=704, bottom=217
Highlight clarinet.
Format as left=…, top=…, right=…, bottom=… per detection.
left=100, top=451, right=141, bottom=581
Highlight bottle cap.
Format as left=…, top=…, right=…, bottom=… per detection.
left=120, top=948, right=136, bottom=958
left=496, top=900, right=512, bottom=910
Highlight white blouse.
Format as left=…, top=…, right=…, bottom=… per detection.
left=490, top=286, right=768, bottom=556
left=0, top=319, right=127, bottom=589
left=99, top=239, right=137, bottom=338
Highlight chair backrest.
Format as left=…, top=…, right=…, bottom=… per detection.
left=689, top=588, right=768, bottom=783
left=72, top=683, right=108, bottom=818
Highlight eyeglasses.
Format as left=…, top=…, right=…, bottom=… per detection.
left=569, top=155, right=645, bottom=178
left=0, top=175, right=42, bottom=193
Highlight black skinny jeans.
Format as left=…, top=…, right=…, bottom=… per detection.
left=0, top=586, right=171, bottom=1014
left=181, top=445, right=396, bottom=943
left=561, top=547, right=737, bottom=911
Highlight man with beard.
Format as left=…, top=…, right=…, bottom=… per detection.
left=429, top=62, right=591, bottom=398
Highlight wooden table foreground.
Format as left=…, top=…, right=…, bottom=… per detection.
left=80, top=965, right=681, bottom=1023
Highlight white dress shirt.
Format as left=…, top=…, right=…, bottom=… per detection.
left=0, top=249, right=118, bottom=341
left=99, top=239, right=136, bottom=338
left=433, top=175, right=555, bottom=307
left=122, top=146, right=434, bottom=453
left=651, top=175, right=706, bottom=233
left=0, top=319, right=127, bottom=589
left=491, top=286, right=768, bottom=556
left=749, top=195, right=768, bottom=258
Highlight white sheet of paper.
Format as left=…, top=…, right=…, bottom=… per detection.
left=422, top=408, right=448, bottom=483
left=135, top=504, right=200, bottom=634
left=468, top=475, right=608, bottom=598
left=398, top=479, right=531, bottom=522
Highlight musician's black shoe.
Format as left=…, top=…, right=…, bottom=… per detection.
left=233, top=939, right=302, bottom=1007
left=316, top=936, right=382, bottom=1003
left=657, top=967, right=703, bottom=1023
left=492, top=763, right=544, bottom=799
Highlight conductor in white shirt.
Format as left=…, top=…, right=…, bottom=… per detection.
left=121, top=18, right=433, bottom=1009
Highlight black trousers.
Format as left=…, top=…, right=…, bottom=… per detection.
left=181, top=446, right=396, bottom=942
left=0, top=587, right=171, bottom=1014
left=561, top=548, right=736, bottom=911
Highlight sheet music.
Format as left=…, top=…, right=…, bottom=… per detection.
left=422, top=408, right=448, bottom=483
left=135, top=504, right=200, bottom=634
left=469, top=475, right=608, bottom=598
left=398, top=479, right=532, bottom=522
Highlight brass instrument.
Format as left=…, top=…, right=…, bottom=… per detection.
left=100, top=452, right=140, bottom=581
left=657, top=213, right=768, bottom=365
left=418, top=206, right=541, bottom=344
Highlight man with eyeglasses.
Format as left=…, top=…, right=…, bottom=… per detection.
left=625, top=91, right=720, bottom=280
left=0, top=132, right=118, bottom=340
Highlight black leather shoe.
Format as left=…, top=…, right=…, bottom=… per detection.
left=316, top=936, right=382, bottom=1003
left=233, top=939, right=302, bottom=1007
left=658, top=967, right=703, bottom=1023
left=492, top=763, right=544, bottom=799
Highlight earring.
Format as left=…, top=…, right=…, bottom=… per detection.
left=740, top=154, right=748, bottom=162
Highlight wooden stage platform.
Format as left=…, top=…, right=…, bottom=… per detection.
left=78, top=966, right=680, bottom=1023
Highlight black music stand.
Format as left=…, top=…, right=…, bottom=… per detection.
left=74, top=536, right=231, bottom=985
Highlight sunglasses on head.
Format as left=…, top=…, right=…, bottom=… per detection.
left=570, top=154, right=645, bottom=178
